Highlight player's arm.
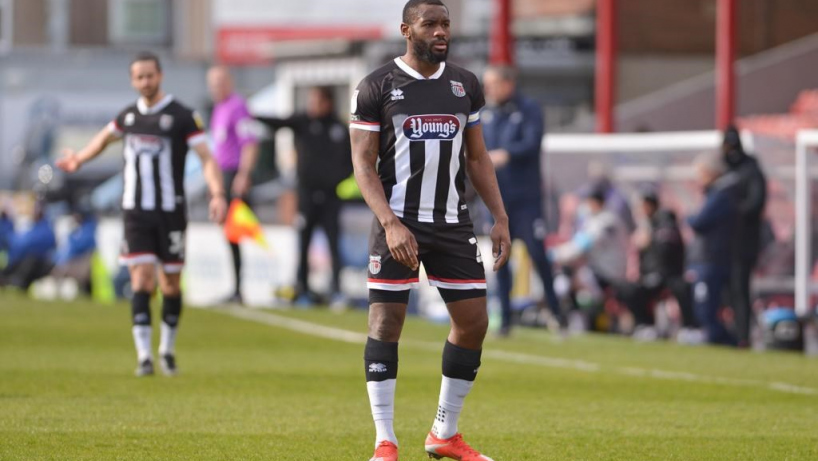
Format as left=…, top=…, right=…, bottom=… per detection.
left=350, top=129, right=418, bottom=270
left=192, top=142, right=228, bottom=225
left=255, top=115, right=300, bottom=130
left=464, top=124, right=511, bottom=271
left=56, top=126, right=120, bottom=173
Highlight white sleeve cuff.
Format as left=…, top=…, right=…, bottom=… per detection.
left=350, top=121, right=381, bottom=132
left=187, top=131, right=208, bottom=148
left=107, top=121, right=123, bottom=138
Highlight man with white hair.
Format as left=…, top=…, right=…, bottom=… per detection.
left=686, top=151, right=739, bottom=346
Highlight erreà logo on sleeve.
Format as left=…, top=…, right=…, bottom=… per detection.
left=403, top=115, right=460, bottom=141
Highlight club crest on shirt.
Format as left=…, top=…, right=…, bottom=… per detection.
left=403, top=115, right=460, bottom=141
left=450, top=80, right=466, bottom=98
left=369, top=255, right=382, bottom=275
left=124, top=113, right=135, bottom=126
left=159, top=114, right=174, bottom=131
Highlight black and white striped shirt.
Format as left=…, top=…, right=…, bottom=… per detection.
left=107, top=95, right=206, bottom=213
left=351, top=58, right=484, bottom=225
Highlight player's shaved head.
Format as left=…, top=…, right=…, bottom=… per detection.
left=207, top=65, right=234, bottom=103
left=402, top=0, right=448, bottom=24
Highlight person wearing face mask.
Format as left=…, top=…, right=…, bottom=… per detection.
left=481, top=65, right=564, bottom=336
left=722, top=126, right=767, bottom=348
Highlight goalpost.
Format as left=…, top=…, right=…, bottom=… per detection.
left=795, top=129, right=818, bottom=317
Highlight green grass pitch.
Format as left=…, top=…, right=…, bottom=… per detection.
left=1, top=294, right=817, bottom=460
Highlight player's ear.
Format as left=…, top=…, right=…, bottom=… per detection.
left=400, top=23, right=410, bottom=39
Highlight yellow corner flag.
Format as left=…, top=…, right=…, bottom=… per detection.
left=224, top=199, right=269, bottom=249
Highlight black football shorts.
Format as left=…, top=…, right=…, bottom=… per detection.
left=120, top=210, right=187, bottom=273
left=367, top=218, right=486, bottom=292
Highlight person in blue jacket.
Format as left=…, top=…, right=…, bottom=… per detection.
left=0, top=203, right=56, bottom=290
left=686, top=152, right=738, bottom=346
left=52, top=208, right=98, bottom=294
left=482, top=65, right=562, bottom=335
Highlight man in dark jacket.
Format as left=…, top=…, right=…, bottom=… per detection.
left=687, top=152, right=738, bottom=346
left=619, top=190, right=694, bottom=339
left=256, top=87, right=353, bottom=306
left=722, top=126, right=767, bottom=348
left=482, top=65, right=562, bottom=335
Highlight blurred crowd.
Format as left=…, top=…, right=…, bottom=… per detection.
left=0, top=200, right=97, bottom=297
left=543, top=126, right=768, bottom=349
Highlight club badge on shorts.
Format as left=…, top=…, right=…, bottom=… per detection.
left=369, top=255, right=382, bottom=275
left=450, top=80, right=466, bottom=98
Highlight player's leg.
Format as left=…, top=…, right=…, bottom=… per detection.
left=424, top=226, right=493, bottom=460
left=366, top=294, right=408, bottom=460
left=156, top=269, right=182, bottom=375
left=364, top=219, right=419, bottom=461
left=155, top=214, right=186, bottom=375
left=120, top=212, right=160, bottom=376
left=425, top=294, right=493, bottom=461
left=129, top=262, right=157, bottom=376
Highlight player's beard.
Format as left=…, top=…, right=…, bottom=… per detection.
left=414, top=37, right=449, bottom=64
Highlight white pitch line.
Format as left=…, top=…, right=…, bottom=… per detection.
left=215, top=307, right=817, bottom=396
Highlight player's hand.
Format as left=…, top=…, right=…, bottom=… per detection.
left=232, top=172, right=251, bottom=197
left=209, top=195, right=227, bottom=225
left=55, top=149, right=82, bottom=173
left=384, top=219, right=419, bottom=270
left=490, top=217, right=511, bottom=272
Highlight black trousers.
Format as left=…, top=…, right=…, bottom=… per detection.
left=730, top=259, right=756, bottom=347
left=618, top=276, right=696, bottom=328
left=1, top=256, right=53, bottom=290
left=297, top=188, right=342, bottom=294
left=223, top=170, right=251, bottom=297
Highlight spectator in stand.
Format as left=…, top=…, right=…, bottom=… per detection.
left=50, top=207, right=98, bottom=295
left=207, top=65, right=260, bottom=305
left=578, top=165, right=636, bottom=235
left=687, top=152, right=738, bottom=346
left=0, top=203, right=56, bottom=290
left=481, top=65, right=563, bottom=335
left=0, top=208, right=13, bottom=256
left=256, top=87, right=352, bottom=308
left=618, top=189, right=696, bottom=341
left=722, top=126, right=767, bottom=348
left=551, top=187, right=629, bottom=314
